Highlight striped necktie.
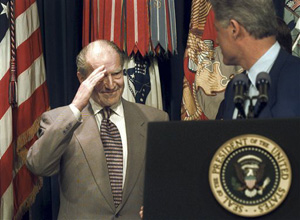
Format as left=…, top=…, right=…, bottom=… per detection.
left=100, top=108, right=123, bottom=207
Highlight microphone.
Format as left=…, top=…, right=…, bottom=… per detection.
left=255, top=72, right=271, bottom=117
left=232, top=74, right=249, bottom=119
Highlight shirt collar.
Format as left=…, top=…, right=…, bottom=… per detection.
left=89, top=98, right=124, bottom=117
left=247, top=41, right=280, bottom=86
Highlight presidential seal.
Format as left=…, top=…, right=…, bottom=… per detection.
left=209, top=134, right=292, bottom=217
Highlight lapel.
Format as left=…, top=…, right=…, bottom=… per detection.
left=117, top=99, right=147, bottom=211
left=74, top=104, right=115, bottom=211
left=254, top=48, right=287, bottom=118
left=224, top=78, right=238, bottom=119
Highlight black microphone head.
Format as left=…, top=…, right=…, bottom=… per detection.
left=255, top=72, right=271, bottom=104
left=232, top=73, right=250, bottom=88
left=232, top=73, right=249, bottom=114
left=255, top=72, right=271, bottom=88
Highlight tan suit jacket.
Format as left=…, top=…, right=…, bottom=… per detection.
left=26, top=99, right=169, bottom=219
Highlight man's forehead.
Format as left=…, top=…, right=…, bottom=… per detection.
left=87, top=49, right=119, bottom=64
left=87, top=44, right=116, bottom=58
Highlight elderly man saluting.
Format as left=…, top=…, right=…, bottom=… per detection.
left=26, top=40, right=169, bottom=219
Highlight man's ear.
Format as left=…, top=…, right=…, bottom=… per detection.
left=229, top=19, right=241, bottom=40
left=77, top=72, right=85, bottom=83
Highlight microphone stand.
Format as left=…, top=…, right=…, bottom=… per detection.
left=246, top=95, right=258, bottom=119
left=234, top=71, right=270, bottom=120
left=236, top=94, right=250, bottom=119
left=236, top=95, right=258, bottom=119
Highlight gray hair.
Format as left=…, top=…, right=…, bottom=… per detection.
left=209, top=0, right=278, bottom=39
left=76, top=40, right=124, bottom=76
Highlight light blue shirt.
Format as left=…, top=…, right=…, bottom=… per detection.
left=247, top=41, right=280, bottom=88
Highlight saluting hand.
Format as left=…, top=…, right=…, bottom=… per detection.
left=71, top=65, right=106, bottom=111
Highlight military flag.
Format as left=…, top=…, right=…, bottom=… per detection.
left=122, top=55, right=163, bottom=110
left=82, top=0, right=177, bottom=56
left=181, top=0, right=241, bottom=120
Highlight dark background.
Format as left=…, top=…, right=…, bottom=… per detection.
left=28, top=0, right=284, bottom=219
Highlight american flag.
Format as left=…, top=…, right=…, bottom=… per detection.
left=0, top=0, right=49, bottom=219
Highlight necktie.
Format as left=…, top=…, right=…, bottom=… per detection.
left=244, top=74, right=258, bottom=118
left=100, top=108, right=123, bottom=207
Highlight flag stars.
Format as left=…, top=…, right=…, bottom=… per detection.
left=1, top=2, right=9, bottom=18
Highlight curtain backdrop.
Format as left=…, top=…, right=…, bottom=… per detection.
left=28, top=0, right=283, bottom=219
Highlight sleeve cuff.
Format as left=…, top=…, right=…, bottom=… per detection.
left=69, top=104, right=82, bottom=121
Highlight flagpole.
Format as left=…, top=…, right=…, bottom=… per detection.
left=8, top=1, right=18, bottom=219
left=9, top=0, right=17, bottom=108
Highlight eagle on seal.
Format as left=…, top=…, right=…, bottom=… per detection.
left=234, top=155, right=270, bottom=198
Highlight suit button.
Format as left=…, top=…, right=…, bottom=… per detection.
left=115, top=213, right=119, bottom=218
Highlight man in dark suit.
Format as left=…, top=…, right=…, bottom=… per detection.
left=211, top=0, right=300, bottom=119
left=26, top=40, right=169, bottom=219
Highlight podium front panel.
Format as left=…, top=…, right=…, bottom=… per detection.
left=143, top=118, right=300, bottom=220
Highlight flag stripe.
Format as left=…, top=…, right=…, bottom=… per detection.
left=165, top=0, right=172, bottom=52
left=0, top=110, right=13, bottom=197
left=14, top=0, right=36, bottom=18
left=134, top=0, right=138, bottom=43
left=0, top=70, right=10, bottom=119
left=156, top=3, right=160, bottom=42
left=113, top=0, right=123, bottom=49
left=98, top=0, right=105, bottom=39
left=97, top=0, right=99, bottom=38
left=91, top=0, right=97, bottom=41
left=17, top=82, right=48, bottom=137
left=15, top=2, right=39, bottom=49
left=126, top=0, right=135, bottom=55
left=16, top=28, right=42, bottom=77
left=0, top=182, right=13, bottom=218
left=0, top=107, right=12, bottom=160
left=110, top=0, right=115, bottom=41
left=103, top=0, right=112, bottom=41
left=136, top=0, right=149, bottom=56
left=0, top=144, right=13, bottom=197
left=17, top=55, right=46, bottom=107
left=126, top=0, right=149, bottom=56
left=0, top=30, right=9, bottom=80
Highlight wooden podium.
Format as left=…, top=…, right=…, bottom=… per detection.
left=143, top=118, right=300, bottom=219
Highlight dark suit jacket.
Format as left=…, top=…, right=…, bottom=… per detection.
left=216, top=48, right=300, bottom=119
left=26, top=99, right=169, bottom=219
